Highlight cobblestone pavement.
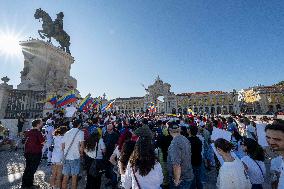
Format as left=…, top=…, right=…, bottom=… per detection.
left=0, top=149, right=271, bottom=189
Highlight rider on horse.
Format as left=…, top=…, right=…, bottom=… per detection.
left=34, top=8, right=71, bottom=54
left=54, top=12, right=64, bottom=35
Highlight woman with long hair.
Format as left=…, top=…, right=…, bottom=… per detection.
left=241, top=138, right=266, bottom=189
left=214, top=138, right=251, bottom=189
left=123, top=137, right=163, bottom=189
left=84, top=131, right=106, bottom=189
left=109, top=130, right=132, bottom=165
left=119, top=140, right=136, bottom=188
left=50, top=126, right=68, bottom=189
left=109, top=130, right=133, bottom=188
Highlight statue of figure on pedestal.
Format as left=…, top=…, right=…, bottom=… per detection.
left=1, top=76, right=10, bottom=85
left=34, top=8, right=71, bottom=54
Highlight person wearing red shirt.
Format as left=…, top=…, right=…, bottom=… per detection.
left=21, top=119, right=45, bottom=189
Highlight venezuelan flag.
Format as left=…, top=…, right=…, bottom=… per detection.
left=78, top=94, right=92, bottom=111
left=39, top=94, right=56, bottom=104
left=85, top=99, right=94, bottom=111
left=148, top=102, right=156, bottom=113
left=57, top=90, right=77, bottom=107
left=150, top=106, right=157, bottom=113
left=92, top=100, right=99, bottom=109
left=49, top=96, right=57, bottom=105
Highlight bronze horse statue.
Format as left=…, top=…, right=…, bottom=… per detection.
left=34, top=8, right=71, bottom=54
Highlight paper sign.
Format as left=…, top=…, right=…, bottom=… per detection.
left=256, top=124, right=269, bottom=147
left=65, top=106, right=77, bottom=118
left=211, top=127, right=232, bottom=142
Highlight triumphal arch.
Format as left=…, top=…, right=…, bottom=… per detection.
left=144, top=76, right=177, bottom=114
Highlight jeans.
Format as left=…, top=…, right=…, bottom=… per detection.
left=252, top=184, right=263, bottom=189
left=169, top=178, right=192, bottom=189
left=85, top=156, right=103, bottom=189
left=158, top=148, right=169, bottom=186
left=62, top=159, right=81, bottom=175
left=105, top=161, right=117, bottom=188
left=190, top=166, right=203, bottom=189
left=21, top=153, right=42, bottom=187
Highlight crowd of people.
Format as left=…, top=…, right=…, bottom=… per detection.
left=19, top=107, right=284, bottom=189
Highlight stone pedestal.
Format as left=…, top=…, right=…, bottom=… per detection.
left=17, top=39, right=77, bottom=95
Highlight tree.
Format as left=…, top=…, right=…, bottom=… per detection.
left=274, top=81, right=284, bottom=86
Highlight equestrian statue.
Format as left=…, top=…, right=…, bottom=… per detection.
left=34, top=8, right=71, bottom=54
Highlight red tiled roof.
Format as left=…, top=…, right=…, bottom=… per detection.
left=177, top=91, right=227, bottom=96
left=250, top=85, right=284, bottom=93
left=116, top=97, right=144, bottom=100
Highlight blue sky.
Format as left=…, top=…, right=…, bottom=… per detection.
left=0, top=0, right=284, bottom=99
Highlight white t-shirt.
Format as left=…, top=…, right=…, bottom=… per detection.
left=104, top=116, right=109, bottom=123
left=217, top=158, right=251, bottom=189
left=199, top=121, right=205, bottom=127
left=278, top=157, right=284, bottom=189
left=271, top=156, right=283, bottom=173
left=241, top=155, right=265, bottom=184
left=246, top=125, right=256, bottom=139
left=123, top=162, right=163, bottom=189
left=44, top=125, right=54, bottom=142
left=51, top=135, right=64, bottom=163
left=112, top=146, right=121, bottom=159
left=84, top=138, right=106, bottom=159
left=256, top=124, right=269, bottom=147
left=111, top=115, right=116, bottom=121
left=62, top=128, right=84, bottom=160
left=65, top=106, right=77, bottom=118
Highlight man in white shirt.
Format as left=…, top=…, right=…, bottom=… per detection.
left=265, top=121, right=284, bottom=189
left=42, top=119, right=54, bottom=163
left=271, top=156, right=283, bottom=189
left=61, top=119, right=84, bottom=189
left=279, top=161, right=284, bottom=189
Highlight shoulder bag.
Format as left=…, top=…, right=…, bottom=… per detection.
left=253, top=159, right=264, bottom=179
left=132, top=167, right=141, bottom=189
left=62, top=129, right=80, bottom=164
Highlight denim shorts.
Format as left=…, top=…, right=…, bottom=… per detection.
left=62, top=159, right=80, bottom=175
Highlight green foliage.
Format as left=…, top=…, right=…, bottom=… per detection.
left=275, top=81, right=284, bottom=86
